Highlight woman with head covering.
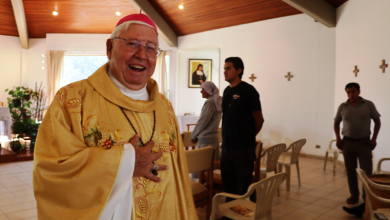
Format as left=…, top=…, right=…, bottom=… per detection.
left=191, top=81, right=222, bottom=173
left=192, top=64, right=207, bottom=85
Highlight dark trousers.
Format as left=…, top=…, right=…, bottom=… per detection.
left=342, top=138, right=373, bottom=199
left=221, top=148, right=256, bottom=202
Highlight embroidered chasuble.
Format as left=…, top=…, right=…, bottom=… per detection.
left=33, top=63, right=198, bottom=220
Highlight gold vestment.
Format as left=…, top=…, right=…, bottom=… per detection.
left=33, top=63, right=198, bottom=220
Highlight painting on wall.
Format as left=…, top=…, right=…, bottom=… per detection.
left=188, top=59, right=212, bottom=88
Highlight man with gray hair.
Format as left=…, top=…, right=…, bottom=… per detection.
left=334, top=82, right=381, bottom=217
left=33, top=13, right=198, bottom=220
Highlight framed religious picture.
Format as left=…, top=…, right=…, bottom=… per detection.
left=188, top=59, right=212, bottom=88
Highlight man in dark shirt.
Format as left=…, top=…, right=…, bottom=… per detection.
left=221, top=57, right=264, bottom=203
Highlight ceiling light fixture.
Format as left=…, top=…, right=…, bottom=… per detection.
left=52, top=11, right=59, bottom=16
left=42, top=61, right=45, bottom=63
left=42, top=54, right=45, bottom=57
left=179, top=5, right=184, bottom=9
left=42, top=67, right=45, bottom=70
left=115, top=11, right=122, bottom=16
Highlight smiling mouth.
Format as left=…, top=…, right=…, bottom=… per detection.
left=129, top=64, right=146, bottom=71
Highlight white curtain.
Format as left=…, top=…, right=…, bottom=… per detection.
left=46, top=51, right=65, bottom=105
left=152, top=51, right=167, bottom=97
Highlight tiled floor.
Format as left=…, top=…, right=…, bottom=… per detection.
left=0, top=161, right=36, bottom=220
left=0, top=157, right=361, bottom=220
left=196, top=156, right=363, bottom=220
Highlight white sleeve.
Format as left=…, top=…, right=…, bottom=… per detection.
left=99, top=143, right=135, bottom=220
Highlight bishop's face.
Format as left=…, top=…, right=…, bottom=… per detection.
left=107, top=23, right=158, bottom=90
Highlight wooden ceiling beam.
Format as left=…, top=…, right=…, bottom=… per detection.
left=282, top=0, right=336, bottom=27
left=127, top=0, right=177, bottom=47
left=10, top=0, right=29, bottom=48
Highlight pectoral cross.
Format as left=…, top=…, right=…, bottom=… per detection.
left=249, top=74, right=256, bottom=82
left=353, top=66, right=359, bottom=77
left=380, top=60, right=388, bottom=73
left=285, top=72, right=293, bottom=81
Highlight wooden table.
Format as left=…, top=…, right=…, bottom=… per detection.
left=364, top=174, right=390, bottom=219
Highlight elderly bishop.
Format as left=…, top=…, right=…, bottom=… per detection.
left=33, top=14, right=198, bottom=220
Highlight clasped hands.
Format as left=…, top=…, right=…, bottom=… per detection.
left=130, top=135, right=169, bottom=182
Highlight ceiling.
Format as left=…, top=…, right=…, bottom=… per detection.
left=148, top=0, right=302, bottom=36
left=0, top=0, right=18, bottom=36
left=0, top=0, right=348, bottom=39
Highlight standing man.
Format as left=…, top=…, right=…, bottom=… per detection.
left=33, top=13, right=198, bottom=220
left=334, top=83, right=381, bottom=217
left=221, top=57, right=264, bottom=203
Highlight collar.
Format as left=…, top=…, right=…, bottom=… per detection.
left=207, top=96, right=214, bottom=101
left=88, top=63, right=158, bottom=113
left=107, top=67, right=149, bottom=101
left=344, top=97, right=365, bottom=105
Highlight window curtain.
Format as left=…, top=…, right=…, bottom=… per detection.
left=151, top=51, right=167, bottom=97
left=46, top=51, right=65, bottom=105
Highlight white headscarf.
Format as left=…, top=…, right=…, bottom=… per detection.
left=201, top=82, right=222, bottom=112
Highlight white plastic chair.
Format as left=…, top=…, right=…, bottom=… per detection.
left=259, top=144, right=286, bottom=180
left=277, top=139, right=306, bottom=191
left=356, top=168, right=390, bottom=220
left=210, top=173, right=286, bottom=220
left=374, top=158, right=390, bottom=174
left=323, top=140, right=342, bottom=175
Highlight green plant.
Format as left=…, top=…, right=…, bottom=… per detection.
left=5, top=86, right=33, bottom=121
left=9, top=140, right=22, bottom=153
left=5, top=84, right=44, bottom=152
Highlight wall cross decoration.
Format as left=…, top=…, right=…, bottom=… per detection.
left=285, top=72, right=293, bottom=81
left=353, top=66, right=359, bottom=77
left=249, top=74, right=257, bottom=82
left=380, top=60, right=388, bottom=73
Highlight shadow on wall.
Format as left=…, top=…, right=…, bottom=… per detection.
left=284, top=137, right=294, bottom=148
left=259, top=130, right=283, bottom=148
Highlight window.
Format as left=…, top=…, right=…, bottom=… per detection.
left=62, top=56, right=108, bottom=87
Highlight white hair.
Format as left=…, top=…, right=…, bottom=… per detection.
left=110, top=21, right=159, bottom=45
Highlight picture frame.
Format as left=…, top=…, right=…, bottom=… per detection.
left=188, top=59, right=212, bottom=88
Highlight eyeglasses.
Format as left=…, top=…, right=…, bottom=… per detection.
left=113, top=37, right=163, bottom=58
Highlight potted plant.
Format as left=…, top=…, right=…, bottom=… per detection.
left=5, top=86, right=26, bottom=108
left=24, top=88, right=33, bottom=101
left=9, top=138, right=22, bottom=153
left=21, top=144, right=27, bottom=153
left=5, top=83, right=45, bottom=153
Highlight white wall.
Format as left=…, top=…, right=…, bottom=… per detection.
left=0, top=36, right=23, bottom=105
left=24, top=39, right=47, bottom=92
left=335, top=0, right=390, bottom=167
left=178, top=14, right=336, bottom=156
left=176, top=49, right=220, bottom=116
left=46, top=34, right=110, bottom=51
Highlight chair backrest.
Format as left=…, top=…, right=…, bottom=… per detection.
left=328, top=140, right=337, bottom=150
left=248, top=173, right=286, bottom=219
left=253, top=141, right=264, bottom=182
left=356, top=168, right=390, bottom=220
left=261, top=143, right=286, bottom=172
left=185, top=146, right=214, bottom=173
left=286, top=139, right=306, bottom=164
left=376, top=158, right=390, bottom=174
left=0, top=101, right=3, bottom=106
left=186, top=124, right=197, bottom=131
left=182, top=131, right=196, bottom=150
